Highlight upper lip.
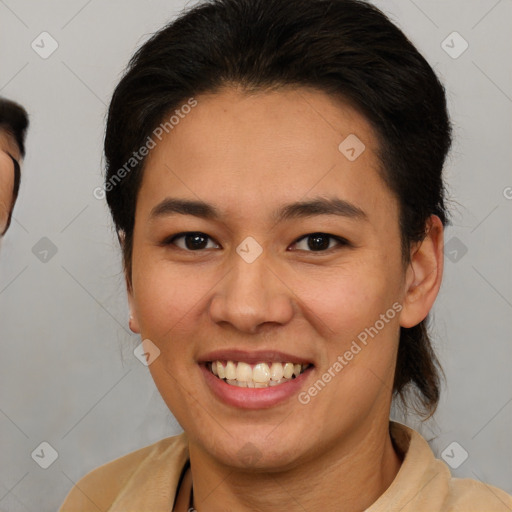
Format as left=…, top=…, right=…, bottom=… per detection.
left=198, top=349, right=314, bottom=365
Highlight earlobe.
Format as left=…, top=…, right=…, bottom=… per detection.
left=118, top=229, right=140, bottom=333
left=128, top=313, right=140, bottom=333
left=399, top=215, right=444, bottom=328
left=126, top=271, right=140, bottom=334
left=127, top=293, right=141, bottom=334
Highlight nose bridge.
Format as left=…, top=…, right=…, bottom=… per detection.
left=209, top=247, right=294, bottom=332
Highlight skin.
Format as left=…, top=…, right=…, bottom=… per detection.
left=0, top=130, right=21, bottom=235
left=127, top=86, right=444, bottom=511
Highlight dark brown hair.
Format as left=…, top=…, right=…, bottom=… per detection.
left=104, top=0, right=451, bottom=418
left=0, top=97, right=29, bottom=158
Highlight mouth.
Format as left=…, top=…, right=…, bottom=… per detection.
left=207, top=360, right=313, bottom=388
left=198, top=349, right=315, bottom=409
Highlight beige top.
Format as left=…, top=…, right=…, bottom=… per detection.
left=59, top=421, right=512, bottom=511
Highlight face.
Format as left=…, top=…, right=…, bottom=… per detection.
left=128, top=87, right=429, bottom=471
left=0, top=130, right=20, bottom=235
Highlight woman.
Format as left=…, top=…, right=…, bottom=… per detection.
left=60, top=0, right=512, bottom=510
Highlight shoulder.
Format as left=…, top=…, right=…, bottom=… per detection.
left=443, top=477, right=512, bottom=511
left=59, top=433, right=188, bottom=512
left=377, top=422, right=512, bottom=511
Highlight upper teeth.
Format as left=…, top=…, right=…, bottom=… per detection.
left=210, top=360, right=308, bottom=387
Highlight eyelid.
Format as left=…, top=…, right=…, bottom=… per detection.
left=163, top=231, right=221, bottom=250
left=160, top=231, right=350, bottom=252
left=290, top=233, right=350, bottom=252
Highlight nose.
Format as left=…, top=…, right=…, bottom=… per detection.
left=209, top=251, right=295, bottom=334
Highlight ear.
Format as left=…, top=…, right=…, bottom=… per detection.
left=399, top=215, right=444, bottom=328
left=119, top=229, right=140, bottom=334
left=127, top=290, right=140, bottom=334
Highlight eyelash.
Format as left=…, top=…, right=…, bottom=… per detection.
left=162, top=231, right=350, bottom=253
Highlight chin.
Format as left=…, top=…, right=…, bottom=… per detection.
left=196, top=426, right=311, bottom=472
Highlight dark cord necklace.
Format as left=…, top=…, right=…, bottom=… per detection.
left=189, top=483, right=195, bottom=511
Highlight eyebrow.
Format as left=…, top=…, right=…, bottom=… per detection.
left=149, top=196, right=367, bottom=222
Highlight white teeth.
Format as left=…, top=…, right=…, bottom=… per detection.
left=283, top=362, right=294, bottom=379
left=209, top=360, right=310, bottom=388
left=216, top=361, right=225, bottom=379
left=253, top=363, right=271, bottom=383
left=225, top=361, right=237, bottom=380
left=236, top=362, right=253, bottom=382
left=270, top=362, right=284, bottom=381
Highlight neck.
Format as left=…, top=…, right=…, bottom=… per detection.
left=188, top=417, right=402, bottom=512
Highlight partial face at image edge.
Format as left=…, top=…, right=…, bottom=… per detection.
left=0, top=139, right=21, bottom=236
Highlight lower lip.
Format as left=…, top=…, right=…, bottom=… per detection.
left=200, top=364, right=314, bottom=410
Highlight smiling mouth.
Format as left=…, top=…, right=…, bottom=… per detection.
left=208, top=360, right=312, bottom=388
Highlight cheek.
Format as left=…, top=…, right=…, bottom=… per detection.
left=294, top=265, right=402, bottom=418
left=289, top=260, right=401, bottom=340
left=131, top=256, right=219, bottom=339
left=132, top=250, right=404, bottom=342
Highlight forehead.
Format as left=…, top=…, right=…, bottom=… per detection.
left=138, top=86, right=397, bottom=223
left=157, top=86, right=378, bottom=165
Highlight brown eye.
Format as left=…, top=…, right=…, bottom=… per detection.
left=168, top=232, right=220, bottom=251
left=291, top=232, right=348, bottom=252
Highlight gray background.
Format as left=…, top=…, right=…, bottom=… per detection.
left=0, top=0, right=511, bottom=510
